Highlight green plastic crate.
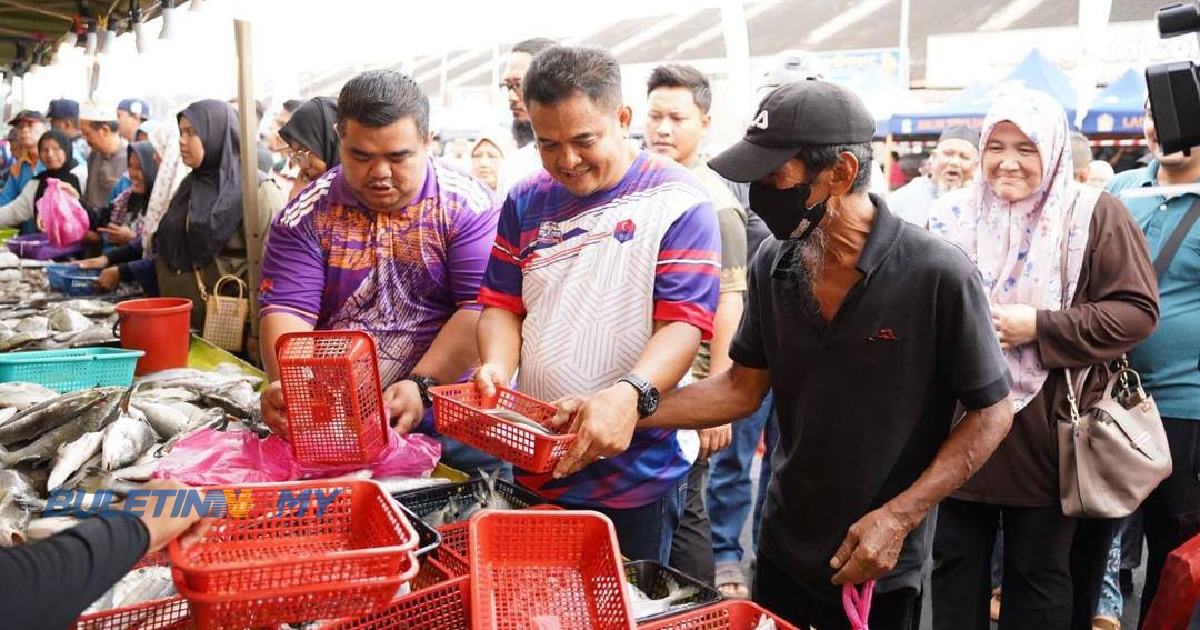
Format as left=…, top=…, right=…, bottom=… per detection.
left=0, top=227, right=17, bottom=247
left=0, top=347, right=144, bottom=392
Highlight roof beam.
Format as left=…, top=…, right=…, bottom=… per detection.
left=0, top=0, right=74, bottom=21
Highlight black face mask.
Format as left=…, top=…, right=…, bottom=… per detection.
left=748, top=172, right=831, bottom=241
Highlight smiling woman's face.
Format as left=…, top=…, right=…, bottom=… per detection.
left=983, top=121, right=1043, bottom=202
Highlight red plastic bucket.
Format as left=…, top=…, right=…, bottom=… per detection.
left=115, top=298, right=192, bottom=375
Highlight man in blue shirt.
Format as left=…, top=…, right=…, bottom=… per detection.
left=1107, top=104, right=1200, bottom=624
left=48, top=98, right=91, bottom=163
left=0, top=111, right=45, bottom=206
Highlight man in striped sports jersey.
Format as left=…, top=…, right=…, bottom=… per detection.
left=475, top=46, right=721, bottom=562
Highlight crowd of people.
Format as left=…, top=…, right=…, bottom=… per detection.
left=0, top=36, right=1198, bottom=630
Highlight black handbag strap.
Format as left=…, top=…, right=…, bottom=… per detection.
left=1153, top=196, right=1200, bottom=281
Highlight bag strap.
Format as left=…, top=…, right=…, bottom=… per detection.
left=842, top=581, right=875, bottom=630
left=212, top=274, right=247, bottom=300
left=1152, top=196, right=1200, bottom=281
left=1059, top=189, right=1091, bottom=421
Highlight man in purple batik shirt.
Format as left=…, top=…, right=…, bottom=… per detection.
left=258, top=70, right=502, bottom=471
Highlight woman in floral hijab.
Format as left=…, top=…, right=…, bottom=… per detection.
left=928, top=88, right=1159, bottom=630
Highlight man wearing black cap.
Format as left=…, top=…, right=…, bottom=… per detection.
left=888, top=125, right=979, bottom=227
left=0, top=110, right=46, bottom=206
left=47, top=98, right=90, bottom=163
left=637, top=79, right=1015, bottom=628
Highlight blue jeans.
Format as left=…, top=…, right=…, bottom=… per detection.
left=561, top=477, right=686, bottom=563
left=706, top=391, right=775, bottom=566
left=419, top=427, right=512, bottom=481
left=1096, top=528, right=1123, bottom=618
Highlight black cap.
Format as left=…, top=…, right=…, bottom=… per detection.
left=937, top=125, right=979, bottom=149
left=709, top=79, right=876, bottom=183
left=7, top=109, right=46, bottom=126
left=47, top=98, right=80, bottom=120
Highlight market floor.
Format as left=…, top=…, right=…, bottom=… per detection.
left=737, top=455, right=1160, bottom=630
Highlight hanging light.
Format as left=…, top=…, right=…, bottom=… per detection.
left=98, top=27, right=118, bottom=56
left=129, top=1, right=149, bottom=54
left=85, top=22, right=98, bottom=55
left=160, top=0, right=177, bottom=40
left=189, top=0, right=205, bottom=11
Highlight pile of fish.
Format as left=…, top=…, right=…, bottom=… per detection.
left=625, top=575, right=702, bottom=620
left=421, top=469, right=512, bottom=527
left=0, top=365, right=265, bottom=547
left=0, top=299, right=120, bottom=351
left=83, top=565, right=178, bottom=617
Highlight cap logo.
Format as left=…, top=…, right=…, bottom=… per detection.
left=130, top=102, right=143, bottom=116
left=751, top=110, right=769, bottom=131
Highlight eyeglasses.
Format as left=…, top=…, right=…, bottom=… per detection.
left=285, top=146, right=313, bottom=165
left=498, top=79, right=522, bottom=93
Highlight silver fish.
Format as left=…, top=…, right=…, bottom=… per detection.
left=60, top=299, right=116, bottom=317
left=15, top=316, right=49, bottom=334
left=0, top=388, right=126, bottom=466
left=47, top=430, right=105, bottom=491
left=47, top=306, right=92, bottom=333
left=24, top=516, right=81, bottom=540
left=0, top=387, right=114, bottom=446
left=0, top=329, right=50, bottom=352
left=0, top=469, right=37, bottom=546
left=486, top=408, right=556, bottom=436
left=153, top=407, right=226, bottom=456
left=54, top=324, right=118, bottom=346
left=132, top=387, right=198, bottom=405
left=87, top=566, right=177, bottom=614
left=131, top=400, right=190, bottom=439
left=0, top=408, right=15, bottom=425
left=100, top=413, right=157, bottom=471
left=0, top=382, right=58, bottom=411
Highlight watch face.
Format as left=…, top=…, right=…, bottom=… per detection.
left=643, top=387, right=661, bottom=416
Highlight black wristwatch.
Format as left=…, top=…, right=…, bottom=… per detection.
left=617, top=372, right=660, bottom=419
left=407, top=375, right=438, bottom=407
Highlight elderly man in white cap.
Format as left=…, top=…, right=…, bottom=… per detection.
left=79, top=102, right=128, bottom=211
left=888, top=125, right=980, bottom=227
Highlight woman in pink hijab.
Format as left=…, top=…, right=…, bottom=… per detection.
left=927, top=88, right=1159, bottom=630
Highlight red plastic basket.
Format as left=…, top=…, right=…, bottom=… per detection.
left=636, top=601, right=799, bottom=630
left=73, top=551, right=191, bottom=630
left=276, top=330, right=389, bottom=465
left=430, top=384, right=576, bottom=473
left=167, top=480, right=418, bottom=628
left=469, top=510, right=635, bottom=630
left=323, top=556, right=472, bottom=630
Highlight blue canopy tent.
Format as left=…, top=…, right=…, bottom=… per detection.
left=1080, top=69, right=1147, bottom=135
left=888, top=49, right=1078, bottom=136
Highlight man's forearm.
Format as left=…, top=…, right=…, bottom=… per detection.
left=886, top=397, right=1014, bottom=529
left=631, top=321, right=704, bottom=394
left=409, top=307, right=483, bottom=384
left=477, top=307, right=523, bottom=379
left=708, top=292, right=743, bottom=375
left=260, top=312, right=316, bottom=381
left=641, top=363, right=769, bottom=431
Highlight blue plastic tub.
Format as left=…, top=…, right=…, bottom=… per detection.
left=46, top=263, right=82, bottom=292
left=62, top=270, right=101, bottom=296
left=0, top=347, right=144, bottom=392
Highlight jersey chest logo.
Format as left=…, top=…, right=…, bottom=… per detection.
left=613, top=219, right=637, bottom=243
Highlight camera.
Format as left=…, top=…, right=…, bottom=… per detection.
left=1146, top=3, right=1200, bottom=155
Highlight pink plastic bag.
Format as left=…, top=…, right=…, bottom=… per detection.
left=36, top=178, right=90, bottom=247
left=154, top=427, right=441, bottom=486
left=842, top=581, right=875, bottom=630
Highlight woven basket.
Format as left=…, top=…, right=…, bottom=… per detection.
left=199, top=273, right=249, bottom=352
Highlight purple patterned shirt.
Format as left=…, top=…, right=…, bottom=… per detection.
left=260, top=159, right=499, bottom=386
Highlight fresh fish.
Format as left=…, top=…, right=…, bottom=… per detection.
left=100, top=412, right=157, bottom=471
left=131, top=400, right=190, bottom=439
left=47, top=431, right=105, bottom=491
left=54, top=324, right=118, bottom=346
left=0, top=469, right=37, bottom=546
left=0, top=387, right=114, bottom=446
left=0, top=388, right=127, bottom=466
left=625, top=576, right=700, bottom=620
left=132, top=387, right=198, bottom=405
left=0, top=381, right=58, bottom=411
left=0, top=269, right=21, bottom=282
left=86, top=566, right=177, bottom=614
left=24, top=516, right=80, bottom=540
left=47, top=306, right=92, bottom=333
left=0, top=252, right=19, bottom=267
left=473, top=467, right=513, bottom=510
left=153, top=407, right=226, bottom=456
left=60, top=299, right=116, bottom=317
left=486, top=408, right=556, bottom=435
left=15, top=316, right=49, bottom=334
left=374, top=476, right=452, bottom=496
left=0, top=408, right=15, bottom=425
left=135, top=367, right=262, bottom=392
left=58, top=453, right=103, bottom=492
left=0, top=329, right=50, bottom=351
left=103, top=460, right=158, bottom=483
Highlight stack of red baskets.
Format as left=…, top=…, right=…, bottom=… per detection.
left=276, top=330, right=389, bottom=465
left=167, top=480, right=419, bottom=629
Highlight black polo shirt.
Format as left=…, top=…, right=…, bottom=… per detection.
left=730, top=195, right=1010, bottom=604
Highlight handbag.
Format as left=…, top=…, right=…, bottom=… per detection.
left=1057, top=186, right=1172, bottom=518
left=197, top=272, right=249, bottom=353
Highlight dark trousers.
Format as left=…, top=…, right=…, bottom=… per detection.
left=1140, top=417, right=1200, bottom=627
left=934, top=499, right=1086, bottom=629
left=563, top=478, right=685, bottom=564
left=754, top=555, right=921, bottom=630
left=668, top=461, right=716, bottom=585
